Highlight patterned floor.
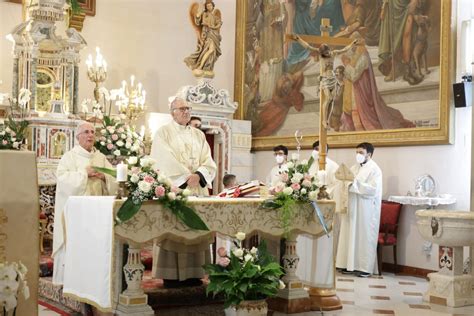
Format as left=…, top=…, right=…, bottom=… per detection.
left=38, top=272, right=474, bottom=316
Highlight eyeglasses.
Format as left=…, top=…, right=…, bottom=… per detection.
left=173, top=106, right=192, bottom=113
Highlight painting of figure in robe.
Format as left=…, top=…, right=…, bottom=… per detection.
left=237, top=0, right=445, bottom=146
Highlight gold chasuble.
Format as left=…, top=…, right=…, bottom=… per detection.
left=52, top=145, right=116, bottom=285
left=150, top=120, right=217, bottom=280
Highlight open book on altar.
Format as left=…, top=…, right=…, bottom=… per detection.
left=218, top=180, right=267, bottom=198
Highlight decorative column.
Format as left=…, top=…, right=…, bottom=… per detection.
left=269, top=232, right=311, bottom=313
left=73, top=65, right=79, bottom=114
left=29, top=45, right=39, bottom=111
left=11, top=55, right=19, bottom=101
left=115, top=243, right=154, bottom=316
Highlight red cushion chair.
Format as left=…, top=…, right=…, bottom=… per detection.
left=377, top=200, right=402, bottom=275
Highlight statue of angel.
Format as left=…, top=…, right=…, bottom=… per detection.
left=184, top=0, right=223, bottom=78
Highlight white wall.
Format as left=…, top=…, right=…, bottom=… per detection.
left=0, top=0, right=236, bottom=114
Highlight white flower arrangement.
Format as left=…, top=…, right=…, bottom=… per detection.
left=0, top=261, right=30, bottom=312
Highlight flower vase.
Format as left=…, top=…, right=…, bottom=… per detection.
left=224, top=299, right=268, bottom=316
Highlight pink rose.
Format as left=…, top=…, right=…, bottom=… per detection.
left=291, top=183, right=301, bottom=191
left=100, top=136, right=106, bottom=141
left=144, top=175, right=155, bottom=183
left=280, top=173, right=289, bottom=182
left=2, top=140, right=7, bottom=145
left=155, top=185, right=165, bottom=197
left=217, top=247, right=227, bottom=258
left=111, top=134, right=119, bottom=141
left=274, top=184, right=284, bottom=193
left=106, top=143, right=114, bottom=150
left=171, top=186, right=180, bottom=193
left=131, top=167, right=140, bottom=174
left=304, top=174, right=313, bottom=181
left=217, top=257, right=230, bottom=267
left=118, top=127, right=124, bottom=133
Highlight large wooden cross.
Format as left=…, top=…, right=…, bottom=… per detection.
left=286, top=18, right=352, bottom=172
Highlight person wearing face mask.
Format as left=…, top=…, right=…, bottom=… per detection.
left=266, top=145, right=289, bottom=187
left=296, top=140, right=341, bottom=290
left=336, top=142, right=382, bottom=278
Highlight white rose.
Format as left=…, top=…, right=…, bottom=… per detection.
left=130, top=174, right=139, bottom=183
left=121, top=133, right=127, bottom=139
left=283, top=187, right=293, bottom=195
left=233, top=248, right=244, bottom=258
left=12, top=141, right=19, bottom=149
left=113, top=149, right=121, bottom=156
left=127, top=157, right=138, bottom=165
left=291, top=176, right=300, bottom=184
left=0, top=131, right=5, bottom=136
left=100, top=141, right=105, bottom=146
left=286, top=161, right=294, bottom=169
left=131, top=145, right=139, bottom=152
left=140, top=157, right=156, bottom=168
left=116, top=140, right=124, bottom=147
left=301, top=188, right=307, bottom=195
left=244, top=254, right=253, bottom=262
left=279, top=280, right=286, bottom=290
left=301, top=159, right=308, bottom=165
left=5, top=127, right=11, bottom=133
left=138, top=181, right=151, bottom=193
left=125, top=142, right=131, bottom=149
left=167, top=192, right=176, bottom=200
left=107, top=139, right=112, bottom=144
left=101, top=129, right=106, bottom=135
left=308, top=191, right=318, bottom=201
left=158, top=175, right=166, bottom=182
left=250, top=247, right=258, bottom=255
left=10, top=137, right=16, bottom=142
left=182, top=189, right=191, bottom=197
left=235, top=232, right=246, bottom=241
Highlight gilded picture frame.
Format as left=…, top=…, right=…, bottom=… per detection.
left=234, top=0, right=453, bottom=150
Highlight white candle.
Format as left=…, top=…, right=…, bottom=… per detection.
left=317, top=170, right=327, bottom=186
left=140, top=125, right=145, bottom=138
left=116, top=162, right=128, bottom=182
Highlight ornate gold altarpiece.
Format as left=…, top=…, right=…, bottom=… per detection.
left=64, top=197, right=335, bottom=315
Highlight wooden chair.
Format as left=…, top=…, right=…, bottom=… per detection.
left=377, top=200, right=403, bottom=275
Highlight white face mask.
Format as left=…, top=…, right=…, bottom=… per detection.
left=356, top=153, right=366, bottom=164
left=312, top=150, right=319, bottom=160
left=275, top=155, right=285, bottom=164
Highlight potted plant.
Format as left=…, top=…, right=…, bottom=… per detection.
left=204, top=232, right=285, bottom=316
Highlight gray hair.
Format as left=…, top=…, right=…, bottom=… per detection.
left=168, top=97, right=187, bottom=112
left=75, top=121, right=93, bottom=140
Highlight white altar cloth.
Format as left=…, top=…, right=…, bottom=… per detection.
left=388, top=194, right=456, bottom=207
left=62, top=196, right=116, bottom=310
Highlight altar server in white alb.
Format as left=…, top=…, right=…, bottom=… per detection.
left=336, top=142, right=382, bottom=277
left=52, top=121, right=116, bottom=285
left=296, top=141, right=341, bottom=288
left=150, top=96, right=217, bottom=287
left=266, top=145, right=289, bottom=187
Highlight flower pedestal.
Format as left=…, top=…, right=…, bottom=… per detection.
left=308, top=287, right=342, bottom=311
left=224, top=300, right=268, bottom=316
left=268, top=233, right=311, bottom=314
left=115, top=243, right=154, bottom=316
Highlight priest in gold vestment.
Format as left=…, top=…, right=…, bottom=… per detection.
left=52, top=121, right=116, bottom=285
left=150, top=97, right=217, bottom=286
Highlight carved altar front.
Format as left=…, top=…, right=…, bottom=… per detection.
left=61, top=197, right=336, bottom=315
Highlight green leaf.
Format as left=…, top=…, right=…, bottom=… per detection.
left=167, top=201, right=209, bottom=231
left=116, top=198, right=142, bottom=224
left=93, top=166, right=117, bottom=178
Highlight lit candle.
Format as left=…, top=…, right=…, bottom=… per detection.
left=86, top=55, right=93, bottom=69
left=130, top=75, right=135, bottom=87
left=140, top=125, right=145, bottom=138
left=116, top=162, right=128, bottom=182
